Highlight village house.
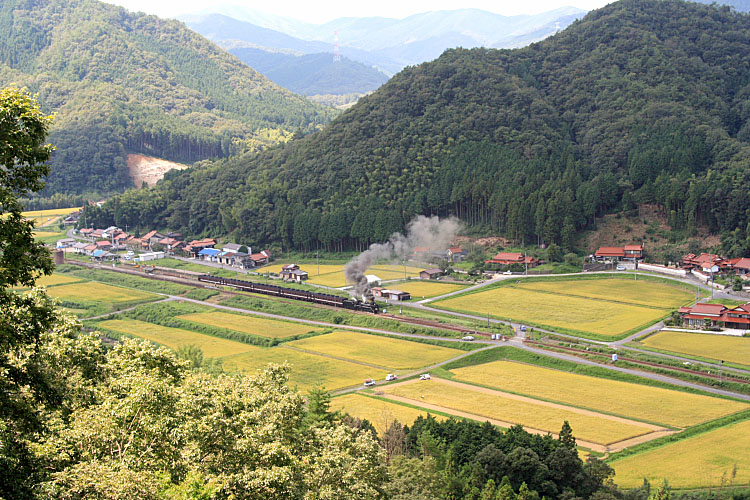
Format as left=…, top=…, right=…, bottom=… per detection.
left=56, top=238, right=76, bottom=249
left=679, top=302, right=750, bottom=330
left=249, top=250, right=271, bottom=266
left=420, top=268, right=443, bottom=279
left=681, top=253, right=726, bottom=273
left=83, top=243, right=98, bottom=255
left=726, top=257, right=750, bottom=276
left=485, top=252, right=540, bottom=268
left=447, top=246, right=467, bottom=263
left=198, top=248, right=221, bottom=262
left=69, top=242, right=89, bottom=254
left=371, top=287, right=411, bottom=300
left=592, top=245, right=644, bottom=262
left=280, top=267, right=309, bottom=282
left=79, top=228, right=94, bottom=238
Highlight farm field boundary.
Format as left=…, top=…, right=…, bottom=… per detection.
left=634, top=330, right=750, bottom=370
left=447, top=360, right=748, bottom=428
left=443, top=346, right=749, bottom=402
left=331, top=393, right=448, bottom=435
left=432, top=287, right=671, bottom=341
left=379, top=378, right=669, bottom=453
left=609, top=416, right=750, bottom=489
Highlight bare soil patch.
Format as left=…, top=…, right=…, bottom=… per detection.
left=127, top=154, right=188, bottom=188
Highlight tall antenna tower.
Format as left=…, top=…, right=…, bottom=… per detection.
left=333, top=31, right=341, bottom=62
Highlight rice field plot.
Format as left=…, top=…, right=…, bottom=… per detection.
left=15, top=273, right=84, bottom=289
left=611, top=419, right=750, bottom=488
left=519, top=278, right=695, bottom=309
left=388, top=280, right=468, bottom=299
left=639, top=330, right=750, bottom=368
left=331, top=394, right=445, bottom=435
left=178, top=311, right=326, bottom=339
left=381, top=379, right=656, bottom=447
left=433, top=285, right=667, bottom=339
left=22, top=207, right=81, bottom=218
left=97, top=319, right=258, bottom=358
left=47, top=281, right=157, bottom=304
left=288, top=331, right=462, bottom=369
left=221, top=347, right=387, bottom=391
left=33, top=229, right=67, bottom=244
left=449, top=361, right=748, bottom=428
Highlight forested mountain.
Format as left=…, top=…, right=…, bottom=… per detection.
left=229, top=48, right=389, bottom=96
left=0, top=0, right=335, bottom=197
left=90, top=0, right=750, bottom=256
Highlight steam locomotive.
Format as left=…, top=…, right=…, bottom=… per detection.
left=197, top=275, right=380, bottom=313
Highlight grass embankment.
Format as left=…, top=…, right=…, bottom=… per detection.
left=59, top=265, right=192, bottom=295
left=45, top=280, right=160, bottom=317
left=432, top=275, right=697, bottom=341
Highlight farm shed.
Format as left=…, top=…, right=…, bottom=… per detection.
left=420, top=268, right=443, bottom=279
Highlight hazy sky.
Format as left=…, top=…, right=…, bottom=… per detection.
left=105, top=0, right=613, bottom=23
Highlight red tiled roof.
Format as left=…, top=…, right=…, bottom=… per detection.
left=595, top=247, right=625, bottom=257
left=84, top=244, right=97, bottom=251
left=732, top=257, right=750, bottom=270
left=142, top=230, right=159, bottom=240
left=80, top=228, right=94, bottom=234
left=690, top=303, right=726, bottom=315
left=249, top=253, right=268, bottom=261
left=449, top=246, right=463, bottom=253
left=624, top=245, right=643, bottom=251
left=492, top=252, right=524, bottom=261
left=96, top=240, right=112, bottom=247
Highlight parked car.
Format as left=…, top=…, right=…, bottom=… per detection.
left=520, top=325, right=527, bottom=332
left=420, top=374, right=431, bottom=380
left=385, top=374, right=398, bottom=381
left=461, top=335, right=475, bottom=341
left=364, top=379, right=376, bottom=387
left=616, top=265, right=626, bottom=271
left=503, top=270, right=513, bottom=275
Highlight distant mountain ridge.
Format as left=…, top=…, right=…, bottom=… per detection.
left=0, top=0, right=334, bottom=196
left=181, top=7, right=587, bottom=74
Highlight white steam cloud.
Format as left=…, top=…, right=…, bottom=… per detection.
left=345, top=215, right=462, bottom=298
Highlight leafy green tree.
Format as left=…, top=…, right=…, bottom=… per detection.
left=0, top=87, right=56, bottom=498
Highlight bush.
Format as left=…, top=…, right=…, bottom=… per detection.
left=563, top=253, right=581, bottom=267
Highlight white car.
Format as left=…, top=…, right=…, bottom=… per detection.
left=503, top=270, right=513, bottom=275
left=363, top=379, right=376, bottom=387
left=385, top=374, right=398, bottom=381
left=420, top=374, right=431, bottom=380
left=461, top=335, right=475, bottom=341
left=616, top=265, right=626, bottom=271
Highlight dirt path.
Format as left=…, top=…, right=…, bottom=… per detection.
left=378, top=378, right=677, bottom=453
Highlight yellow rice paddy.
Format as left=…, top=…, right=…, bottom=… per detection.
left=389, top=280, right=467, bottom=299
left=382, top=380, right=652, bottom=445
left=221, top=347, right=387, bottom=391
left=178, top=311, right=325, bottom=339
left=612, top=419, right=750, bottom=488
left=450, top=361, right=748, bottom=427
left=98, top=319, right=258, bottom=358
left=331, top=394, right=445, bottom=435
left=434, top=285, right=667, bottom=337
left=519, top=279, right=695, bottom=309
left=47, top=282, right=157, bottom=303
left=641, top=330, right=750, bottom=367
left=288, top=331, right=462, bottom=369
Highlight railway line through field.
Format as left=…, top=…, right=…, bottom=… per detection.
left=66, top=258, right=750, bottom=402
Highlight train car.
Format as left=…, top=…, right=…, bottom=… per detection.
left=197, top=275, right=379, bottom=313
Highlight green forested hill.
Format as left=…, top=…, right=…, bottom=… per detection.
left=89, top=0, right=750, bottom=255
left=0, top=0, right=335, bottom=196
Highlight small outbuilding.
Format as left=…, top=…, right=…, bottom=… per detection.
left=420, top=268, right=443, bottom=280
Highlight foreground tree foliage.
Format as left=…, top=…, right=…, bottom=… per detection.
left=89, top=0, right=750, bottom=254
